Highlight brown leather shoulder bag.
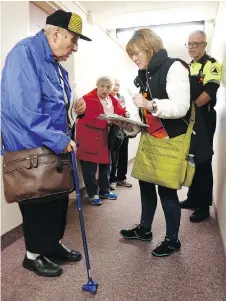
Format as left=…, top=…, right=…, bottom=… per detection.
left=3, top=147, right=74, bottom=204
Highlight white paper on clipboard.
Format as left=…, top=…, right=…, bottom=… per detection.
left=99, top=114, right=149, bottom=136
left=99, top=114, right=149, bottom=127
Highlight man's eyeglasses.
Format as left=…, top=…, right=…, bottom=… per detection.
left=185, top=42, right=206, bottom=48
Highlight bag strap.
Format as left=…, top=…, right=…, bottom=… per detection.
left=183, top=102, right=196, bottom=156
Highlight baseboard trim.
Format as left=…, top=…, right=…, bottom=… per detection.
left=213, top=202, right=226, bottom=257
left=1, top=224, right=24, bottom=251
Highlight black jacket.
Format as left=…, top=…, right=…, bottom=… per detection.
left=134, top=49, right=213, bottom=164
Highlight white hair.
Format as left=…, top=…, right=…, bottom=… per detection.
left=190, top=30, right=206, bottom=41
left=96, top=76, right=113, bottom=87
left=44, top=24, right=69, bottom=37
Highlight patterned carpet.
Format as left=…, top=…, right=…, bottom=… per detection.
left=1, top=165, right=226, bottom=301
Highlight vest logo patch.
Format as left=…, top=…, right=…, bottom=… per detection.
left=210, top=66, right=219, bottom=75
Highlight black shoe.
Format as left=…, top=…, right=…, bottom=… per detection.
left=23, top=255, right=63, bottom=277
left=50, top=243, right=82, bottom=263
left=120, top=224, right=152, bottom=241
left=190, top=208, right=210, bottom=223
left=180, top=199, right=196, bottom=209
left=152, top=239, right=181, bottom=257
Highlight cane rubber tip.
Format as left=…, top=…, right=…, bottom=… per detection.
left=82, top=280, right=98, bottom=294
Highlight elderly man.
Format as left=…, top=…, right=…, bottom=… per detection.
left=180, top=30, right=222, bottom=222
left=1, top=10, right=91, bottom=277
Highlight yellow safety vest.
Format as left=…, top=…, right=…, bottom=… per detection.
left=189, top=54, right=221, bottom=86
left=189, top=54, right=221, bottom=108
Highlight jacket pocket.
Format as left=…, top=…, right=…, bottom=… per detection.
left=83, top=135, right=100, bottom=155
left=77, top=127, right=102, bottom=155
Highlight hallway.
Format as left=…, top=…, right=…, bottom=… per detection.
left=1, top=164, right=226, bottom=301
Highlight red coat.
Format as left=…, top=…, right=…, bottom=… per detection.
left=76, top=88, right=126, bottom=164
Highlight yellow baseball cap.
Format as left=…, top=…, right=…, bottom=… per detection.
left=46, top=10, right=92, bottom=41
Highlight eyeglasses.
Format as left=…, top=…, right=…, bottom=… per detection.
left=185, top=42, right=206, bottom=48
left=99, top=84, right=112, bottom=90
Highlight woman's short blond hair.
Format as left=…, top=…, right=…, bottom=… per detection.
left=126, top=28, right=163, bottom=61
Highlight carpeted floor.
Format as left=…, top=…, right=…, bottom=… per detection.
left=1, top=165, right=226, bottom=301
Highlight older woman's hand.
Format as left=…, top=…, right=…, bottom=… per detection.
left=124, top=111, right=130, bottom=118
left=75, top=98, right=86, bottom=115
left=132, top=93, right=152, bottom=111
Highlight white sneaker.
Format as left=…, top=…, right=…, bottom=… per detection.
left=110, top=182, right=117, bottom=190
left=117, top=180, right=132, bottom=188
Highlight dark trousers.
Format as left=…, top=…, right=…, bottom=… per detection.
left=80, top=160, right=111, bottom=197
left=110, top=137, right=129, bottom=183
left=187, top=110, right=216, bottom=209
left=139, top=181, right=181, bottom=243
left=19, top=196, right=69, bottom=255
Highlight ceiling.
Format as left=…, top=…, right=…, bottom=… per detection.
left=77, top=1, right=218, bottom=31
left=79, top=1, right=194, bottom=15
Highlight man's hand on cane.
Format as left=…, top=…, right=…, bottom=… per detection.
left=64, top=140, right=77, bottom=153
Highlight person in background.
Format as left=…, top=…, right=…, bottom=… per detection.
left=180, top=30, right=222, bottom=222
left=76, top=76, right=126, bottom=206
left=109, top=79, right=133, bottom=190
left=1, top=10, right=89, bottom=277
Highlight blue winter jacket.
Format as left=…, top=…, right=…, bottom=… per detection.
left=1, top=30, right=72, bottom=154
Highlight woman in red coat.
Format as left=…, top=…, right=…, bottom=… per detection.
left=76, top=76, right=126, bottom=205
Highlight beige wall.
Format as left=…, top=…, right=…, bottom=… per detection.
left=0, top=1, right=138, bottom=235
left=1, top=1, right=30, bottom=236
left=210, top=1, right=226, bottom=255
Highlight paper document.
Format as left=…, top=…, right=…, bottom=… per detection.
left=99, top=114, right=149, bottom=128
left=99, top=114, right=148, bottom=136
left=68, top=83, right=80, bottom=125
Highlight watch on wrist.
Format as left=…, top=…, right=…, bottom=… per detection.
left=147, top=100, right=158, bottom=113
left=151, top=100, right=158, bottom=113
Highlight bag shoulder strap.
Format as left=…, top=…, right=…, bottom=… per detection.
left=183, top=103, right=196, bottom=156
left=185, top=103, right=195, bottom=139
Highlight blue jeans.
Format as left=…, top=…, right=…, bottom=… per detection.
left=139, top=181, right=181, bottom=243
left=80, top=161, right=111, bottom=197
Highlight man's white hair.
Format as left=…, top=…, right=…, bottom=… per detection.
left=44, top=24, right=69, bottom=37
left=190, top=30, right=206, bottom=41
